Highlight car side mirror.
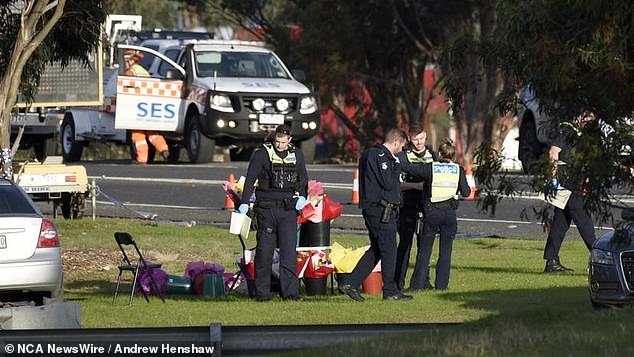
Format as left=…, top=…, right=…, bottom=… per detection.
left=166, top=69, right=184, bottom=80
left=291, top=69, right=305, bottom=82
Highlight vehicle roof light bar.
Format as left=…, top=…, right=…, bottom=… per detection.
left=181, top=39, right=267, bottom=47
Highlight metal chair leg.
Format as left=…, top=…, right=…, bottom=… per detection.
left=113, top=270, right=123, bottom=304
left=131, top=268, right=147, bottom=305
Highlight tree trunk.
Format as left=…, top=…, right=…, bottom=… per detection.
left=454, top=0, right=507, bottom=168
left=0, top=0, right=66, bottom=179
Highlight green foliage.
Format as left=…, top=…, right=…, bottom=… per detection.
left=217, top=0, right=474, bottom=145
left=497, top=0, right=634, bottom=122
left=493, top=0, right=634, bottom=222
left=0, top=1, right=106, bottom=105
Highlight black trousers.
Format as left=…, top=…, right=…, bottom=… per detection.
left=543, top=191, right=596, bottom=260
left=395, top=205, right=424, bottom=290
left=411, top=207, right=457, bottom=289
left=347, top=207, right=399, bottom=298
left=253, top=206, right=299, bottom=299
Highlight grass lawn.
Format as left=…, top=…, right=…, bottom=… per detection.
left=56, top=218, right=634, bottom=356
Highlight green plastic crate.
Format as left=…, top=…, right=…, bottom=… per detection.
left=166, top=275, right=192, bottom=295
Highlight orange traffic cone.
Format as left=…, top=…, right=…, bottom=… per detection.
left=224, top=173, right=236, bottom=210
left=465, top=167, right=477, bottom=200
left=351, top=168, right=360, bottom=205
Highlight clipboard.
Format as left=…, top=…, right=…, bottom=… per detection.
left=230, top=212, right=251, bottom=240
left=545, top=188, right=571, bottom=209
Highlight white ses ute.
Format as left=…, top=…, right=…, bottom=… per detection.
left=113, top=40, right=320, bottom=163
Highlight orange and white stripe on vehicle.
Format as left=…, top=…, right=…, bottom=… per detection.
left=117, top=78, right=183, bottom=98
left=102, top=96, right=117, bottom=113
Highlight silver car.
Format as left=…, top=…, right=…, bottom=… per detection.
left=0, top=178, right=63, bottom=305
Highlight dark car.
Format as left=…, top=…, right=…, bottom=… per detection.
left=588, top=208, right=634, bottom=308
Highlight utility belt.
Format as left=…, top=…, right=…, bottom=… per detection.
left=255, top=198, right=296, bottom=210
left=424, top=199, right=458, bottom=212
left=370, top=199, right=401, bottom=223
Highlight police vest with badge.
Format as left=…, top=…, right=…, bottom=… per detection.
left=254, top=142, right=301, bottom=209
left=426, top=161, right=460, bottom=211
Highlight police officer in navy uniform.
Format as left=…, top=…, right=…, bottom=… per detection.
left=238, top=124, right=309, bottom=301
left=395, top=126, right=436, bottom=290
left=543, top=116, right=596, bottom=273
left=339, top=128, right=414, bottom=302
left=408, top=140, right=470, bottom=290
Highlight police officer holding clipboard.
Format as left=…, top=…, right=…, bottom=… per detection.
left=543, top=117, right=596, bottom=273
left=237, top=124, right=309, bottom=301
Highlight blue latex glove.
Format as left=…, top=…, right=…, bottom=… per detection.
left=237, top=203, right=249, bottom=215
left=295, top=196, right=308, bottom=211
left=551, top=177, right=560, bottom=190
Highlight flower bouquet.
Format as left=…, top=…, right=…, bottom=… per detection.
left=297, top=249, right=335, bottom=295
left=296, top=249, right=335, bottom=279
left=297, top=180, right=343, bottom=224
left=223, top=175, right=255, bottom=207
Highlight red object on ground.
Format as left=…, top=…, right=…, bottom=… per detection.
left=362, top=271, right=383, bottom=295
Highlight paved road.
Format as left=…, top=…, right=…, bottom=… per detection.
left=39, top=160, right=631, bottom=241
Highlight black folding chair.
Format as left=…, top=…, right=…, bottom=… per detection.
left=112, top=232, right=165, bottom=305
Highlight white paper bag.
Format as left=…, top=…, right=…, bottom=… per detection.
left=545, top=188, right=572, bottom=210
left=230, top=212, right=252, bottom=240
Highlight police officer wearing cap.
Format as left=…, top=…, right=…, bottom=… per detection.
left=339, top=128, right=414, bottom=302
left=395, top=126, right=436, bottom=290
left=408, top=140, right=470, bottom=290
left=238, top=124, right=309, bottom=301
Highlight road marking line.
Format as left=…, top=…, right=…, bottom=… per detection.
left=91, top=175, right=633, bottom=206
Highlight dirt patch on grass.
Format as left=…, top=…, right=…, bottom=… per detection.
left=62, top=249, right=187, bottom=273
left=62, top=249, right=119, bottom=273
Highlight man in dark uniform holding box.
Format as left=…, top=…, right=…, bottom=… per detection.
left=339, top=128, right=414, bottom=302
left=237, top=124, right=309, bottom=301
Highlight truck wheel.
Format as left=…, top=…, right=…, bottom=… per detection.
left=34, top=137, right=58, bottom=162
left=186, top=116, right=215, bottom=163
left=61, top=192, right=85, bottom=219
left=61, top=115, right=84, bottom=162
left=299, top=136, right=316, bottom=164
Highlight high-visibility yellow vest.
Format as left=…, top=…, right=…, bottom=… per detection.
left=262, top=142, right=298, bottom=191
left=402, top=149, right=434, bottom=184
left=126, top=63, right=149, bottom=77
left=406, top=149, right=434, bottom=164
left=430, top=162, right=459, bottom=202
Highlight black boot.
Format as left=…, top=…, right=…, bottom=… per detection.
left=544, top=258, right=574, bottom=273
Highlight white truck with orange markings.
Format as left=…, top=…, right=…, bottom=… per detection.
left=61, top=39, right=320, bottom=164
left=118, top=40, right=320, bottom=163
